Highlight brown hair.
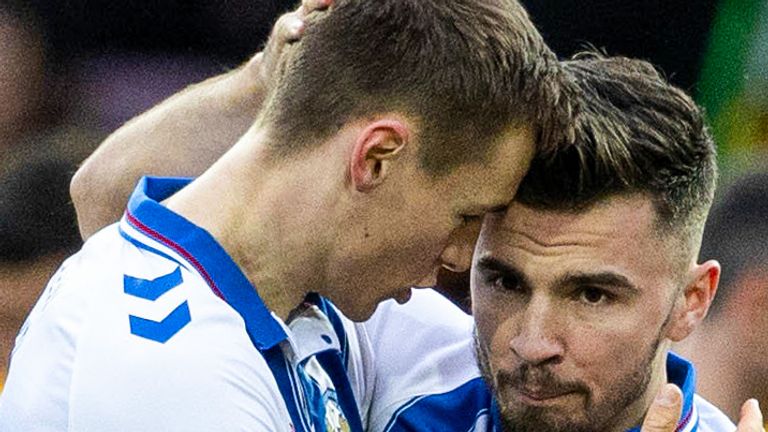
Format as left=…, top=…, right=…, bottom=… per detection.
left=516, top=52, right=717, bottom=244
left=259, top=0, right=572, bottom=175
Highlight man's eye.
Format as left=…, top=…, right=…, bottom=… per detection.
left=578, top=287, right=611, bottom=305
left=489, top=274, right=520, bottom=292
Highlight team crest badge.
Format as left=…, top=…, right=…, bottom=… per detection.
left=323, top=392, right=350, bottom=432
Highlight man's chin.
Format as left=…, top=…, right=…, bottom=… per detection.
left=338, top=289, right=413, bottom=322
left=496, top=393, right=593, bottom=432
left=332, top=299, right=379, bottom=322
left=393, top=287, right=413, bottom=304
left=497, top=410, right=592, bottom=432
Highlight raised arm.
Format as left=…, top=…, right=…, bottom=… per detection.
left=70, top=0, right=329, bottom=239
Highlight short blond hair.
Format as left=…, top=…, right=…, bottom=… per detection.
left=260, top=0, right=571, bottom=175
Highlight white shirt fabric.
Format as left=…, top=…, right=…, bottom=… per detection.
left=0, top=177, right=373, bottom=432
left=0, top=176, right=736, bottom=432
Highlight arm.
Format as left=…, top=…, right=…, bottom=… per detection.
left=70, top=67, right=259, bottom=239
left=71, top=0, right=329, bottom=239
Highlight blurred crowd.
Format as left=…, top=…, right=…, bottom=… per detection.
left=1, top=0, right=766, bottom=421
left=0, top=0, right=295, bottom=377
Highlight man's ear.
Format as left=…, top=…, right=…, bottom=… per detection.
left=666, top=260, right=721, bottom=342
left=349, top=119, right=410, bottom=192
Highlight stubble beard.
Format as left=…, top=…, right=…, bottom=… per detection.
left=473, top=328, right=662, bottom=432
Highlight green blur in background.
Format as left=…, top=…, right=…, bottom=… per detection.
left=698, top=0, right=768, bottom=183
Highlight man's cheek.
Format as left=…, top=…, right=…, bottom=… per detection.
left=488, top=320, right=521, bottom=370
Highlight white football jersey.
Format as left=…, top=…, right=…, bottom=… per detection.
left=0, top=177, right=373, bottom=432
left=0, top=176, right=736, bottom=432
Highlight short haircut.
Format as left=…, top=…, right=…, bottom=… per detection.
left=259, top=0, right=572, bottom=175
left=516, top=52, right=717, bottom=255
left=699, top=173, right=768, bottom=317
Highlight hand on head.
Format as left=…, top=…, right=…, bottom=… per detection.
left=243, top=0, right=332, bottom=90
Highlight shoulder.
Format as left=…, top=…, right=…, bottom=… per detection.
left=694, top=394, right=736, bottom=432
left=364, top=288, right=473, bottom=341
left=364, top=289, right=483, bottom=431
left=372, top=377, right=493, bottom=432
left=363, top=289, right=475, bottom=377
left=72, top=230, right=291, bottom=429
left=1, top=224, right=294, bottom=431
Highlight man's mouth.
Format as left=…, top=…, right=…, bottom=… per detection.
left=515, top=387, right=576, bottom=403
left=495, top=366, right=584, bottom=407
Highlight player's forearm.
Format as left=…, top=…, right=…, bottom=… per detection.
left=71, top=1, right=323, bottom=240
left=71, top=67, right=263, bottom=239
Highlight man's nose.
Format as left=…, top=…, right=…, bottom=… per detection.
left=439, top=219, right=483, bottom=273
left=509, top=296, right=564, bottom=366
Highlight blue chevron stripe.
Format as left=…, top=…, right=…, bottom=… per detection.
left=129, top=301, right=191, bottom=343
left=124, top=267, right=183, bottom=301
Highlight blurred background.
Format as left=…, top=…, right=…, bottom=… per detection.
left=0, top=0, right=766, bottom=418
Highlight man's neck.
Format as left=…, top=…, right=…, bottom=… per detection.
left=164, top=134, right=327, bottom=321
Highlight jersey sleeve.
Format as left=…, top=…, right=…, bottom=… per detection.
left=0, top=252, right=87, bottom=431
left=0, top=226, right=295, bottom=432
left=361, top=289, right=489, bottom=432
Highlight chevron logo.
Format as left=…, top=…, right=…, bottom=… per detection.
left=128, top=301, right=191, bottom=343
left=124, top=267, right=183, bottom=300
left=124, top=267, right=190, bottom=343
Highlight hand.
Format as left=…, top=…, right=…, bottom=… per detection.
left=241, top=0, right=333, bottom=93
left=735, top=399, right=765, bottom=432
left=640, top=384, right=683, bottom=432
left=70, top=0, right=334, bottom=238
left=640, top=385, right=765, bottom=432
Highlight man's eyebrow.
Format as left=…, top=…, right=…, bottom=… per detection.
left=556, top=271, right=640, bottom=294
left=475, top=256, right=531, bottom=290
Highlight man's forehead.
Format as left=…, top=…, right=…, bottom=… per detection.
left=478, top=194, right=663, bottom=259
left=475, top=195, right=681, bottom=291
left=477, top=196, right=667, bottom=273
left=440, top=125, right=536, bottom=205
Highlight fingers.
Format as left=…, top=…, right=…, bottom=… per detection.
left=640, top=384, right=683, bottom=432
left=274, top=0, right=333, bottom=43
left=274, top=0, right=331, bottom=44
left=301, top=0, right=332, bottom=15
left=246, top=0, right=332, bottom=73
left=245, top=11, right=304, bottom=80
left=261, top=0, right=333, bottom=58
left=736, top=399, right=765, bottom=432
left=243, top=0, right=333, bottom=84
left=273, top=12, right=306, bottom=47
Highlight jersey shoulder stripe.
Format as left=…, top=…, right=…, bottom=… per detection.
left=382, top=377, right=492, bottom=432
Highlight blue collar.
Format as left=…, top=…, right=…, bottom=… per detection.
left=665, top=351, right=698, bottom=432
left=121, top=176, right=287, bottom=350
left=491, top=351, right=699, bottom=432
